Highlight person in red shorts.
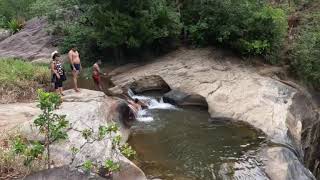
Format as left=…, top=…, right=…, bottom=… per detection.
left=92, top=60, right=106, bottom=91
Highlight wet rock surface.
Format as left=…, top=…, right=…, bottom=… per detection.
left=111, top=48, right=320, bottom=179
left=163, top=90, right=208, bottom=108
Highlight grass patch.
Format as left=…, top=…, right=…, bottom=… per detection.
left=0, top=58, right=51, bottom=103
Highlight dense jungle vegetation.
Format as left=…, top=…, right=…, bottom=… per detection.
left=0, top=0, right=319, bottom=88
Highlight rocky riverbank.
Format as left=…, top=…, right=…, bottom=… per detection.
left=0, top=89, right=147, bottom=180
left=110, top=47, right=320, bottom=179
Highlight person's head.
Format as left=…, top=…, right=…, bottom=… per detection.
left=51, top=51, right=60, bottom=60
left=71, top=46, right=77, bottom=51
left=134, top=98, right=139, bottom=103
left=97, top=59, right=102, bottom=65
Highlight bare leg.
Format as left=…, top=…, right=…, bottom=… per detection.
left=73, top=71, right=79, bottom=92
left=98, top=83, right=103, bottom=91
left=59, top=87, right=64, bottom=96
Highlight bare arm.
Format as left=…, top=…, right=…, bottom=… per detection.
left=51, top=62, right=60, bottom=78
left=68, top=51, right=75, bottom=69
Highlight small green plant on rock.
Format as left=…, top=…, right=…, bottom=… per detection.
left=82, top=160, right=93, bottom=172
left=34, top=89, right=69, bottom=169
left=120, top=143, right=136, bottom=159
left=13, top=89, right=69, bottom=169
left=72, top=123, right=136, bottom=177
left=7, top=18, right=24, bottom=34
left=104, top=159, right=120, bottom=174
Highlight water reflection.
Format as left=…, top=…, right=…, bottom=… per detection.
left=129, top=108, right=268, bottom=180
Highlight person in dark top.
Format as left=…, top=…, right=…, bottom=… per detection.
left=51, top=51, right=66, bottom=96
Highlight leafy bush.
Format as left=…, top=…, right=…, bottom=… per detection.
left=7, top=18, right=24, bottom=33
left=0, top=131, right=45, bottom=179
left=53, top=0, right=182, bottom=62
left=182, top=0, right=287, bottom=60
left=13, top=90, right=68, bottom=169
left=291, top=12, right=320, bottom=88
left=0, top=0, right=36, bottom=25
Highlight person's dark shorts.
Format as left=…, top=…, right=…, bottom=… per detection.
left=54, top=77, right=63, bottom=89
left=52, top=74, right=64, bottom=89
left=70, top=64, right=81, bottom=71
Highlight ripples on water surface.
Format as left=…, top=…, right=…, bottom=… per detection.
left=129, top=107, right=268, bottom=180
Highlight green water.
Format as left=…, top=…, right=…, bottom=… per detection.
left=129, top=108, right=267, bottom=180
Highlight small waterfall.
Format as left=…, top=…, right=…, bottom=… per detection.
left=127, top=89, right=176, bottom=122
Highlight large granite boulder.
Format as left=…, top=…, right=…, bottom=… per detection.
left=109, top=75, right=171, bottom=96
left=111, top=48, right=320, bottom=179
left=0, top=17, right=55, bottom=62
left=129, top=75, right=171, bottom=94
left=109, top=63, right=139, bottom=77
left=163, top=90, right=208, bottom=108
left=19, top=89, right=147, bottom=180
left=24, top=166, right=105, bottom=180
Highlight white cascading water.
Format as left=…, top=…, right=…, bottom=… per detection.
left=127, top=89, right=176, bottom=122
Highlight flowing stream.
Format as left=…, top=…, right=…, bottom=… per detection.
left=128, top=91, right=269, bottom=180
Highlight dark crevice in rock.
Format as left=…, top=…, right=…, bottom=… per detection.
left=163, top=90, right=208, bottom=109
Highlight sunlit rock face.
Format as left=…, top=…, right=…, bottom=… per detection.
left=110, top=48, right=320, bottom=179
left=19, top=89, right=147, bottom=180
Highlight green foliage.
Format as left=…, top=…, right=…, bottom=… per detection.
left=0, top=59, right=50, bottom=103
left=11, top=90, right=68, bottom=168
left=0, top=0, right=36, bottom=27
left=98, top=123, right=118, bottom=140
left=291, top=11, right=320, bottom=88
left=104, top=159, right=120, bottom=173
left=82, top=160, right=93, bottom=172
left=182, top=0, right=287, bottom=59
left=12, top=137, right=27, bottom=154
left=12, top=137, right=45, bottom=166
left=0, top=58, right=50, bottom=87
left=72, top=124, right=125, bottom=176
left=29, top=0, right=78, bottom=18
left=120, top=143, right=136, bottom=159
left=112, top=135, right=122, bottom=148
left=55, top=0, right=182, bottom=62
left=33, top=89, right=69, bottom=168
left=70, top=146, right=80, bottom=155
left=7, top=18, right=24, bottom=33
left=81, top=129, right=93, bottom=140
left=23, top=142, right=44, bottom=166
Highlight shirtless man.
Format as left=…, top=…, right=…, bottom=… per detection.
left=92, top=60, right=107, bottom=91
left=68, top=47, right=82, bottom=92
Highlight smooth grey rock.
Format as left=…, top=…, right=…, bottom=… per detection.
left=128, top=75, right=171, bottom=94
left=24, top=166, right=105, bottom=180
left=262, top=147, right=315, bottom=180
left=163, top=90, right=208, bottom=108
left=20, top=89, right=146, bottom=180
left=0, top=17, right=56, bottom=61
left=109, top=63, right=139, bottom=77
left=111, top=48, right=319, bottom=179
